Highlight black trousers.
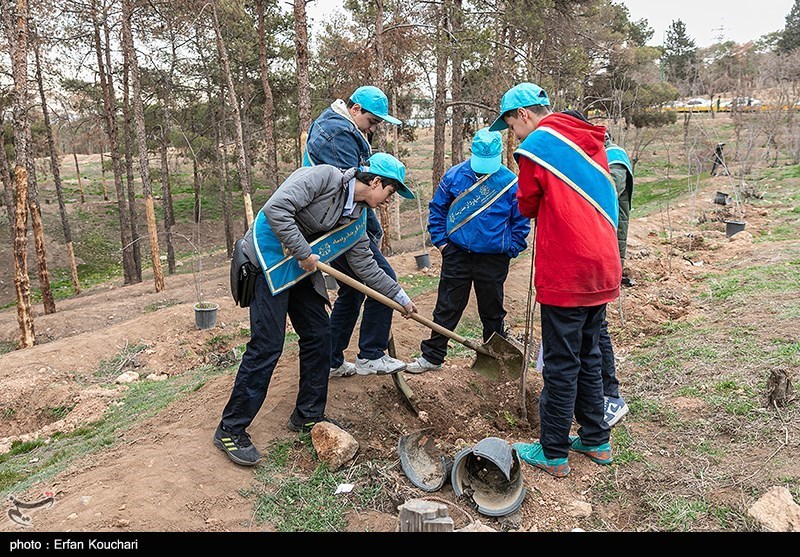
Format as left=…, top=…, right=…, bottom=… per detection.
left=598, top=308, right=620, bottom=398
left=420, top=244, right=510, bottom=365
left=220, top=272, right=330, bottom=434
left=539, top=303, right=610, bottom=459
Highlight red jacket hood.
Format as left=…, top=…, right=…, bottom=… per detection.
left=537, top=112, right=607, bottom=159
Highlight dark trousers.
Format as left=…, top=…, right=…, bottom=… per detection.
left=539, top=303, right=610, bottom=459
left=220, top=272, right=330, bottom=433
left=617, top=185, right=632, bottom=265
left=421, top=244, right=510, bottom=365
left=598, top=308, right=620, bottom=398
left=329, top=239, right=396, bottom=366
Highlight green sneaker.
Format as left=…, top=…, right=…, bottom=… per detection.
left=512, top=442, right=571, bottom=477
left=568, top=435, right=613, bottom=465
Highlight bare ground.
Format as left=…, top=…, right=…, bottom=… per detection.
left=0, top=174, right=798, bottom=533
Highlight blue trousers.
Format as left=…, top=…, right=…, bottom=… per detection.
left=539, top=303, right=610, bottom=459
left=220, top=272, right=330, bottom=433
left=329, top=239, right=396, bottom=366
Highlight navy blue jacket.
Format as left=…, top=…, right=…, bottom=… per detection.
left=428, top=160, right=530, bottom=257
left=303, top=105, right=383, bottom=243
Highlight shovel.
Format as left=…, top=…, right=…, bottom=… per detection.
left=317, top=262, right=523, bottom=380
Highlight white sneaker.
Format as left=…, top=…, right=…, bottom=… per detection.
left=355, top=355, right=406, bottom=375
left=329, top=361, right=357, bottom=378
left=604, top=396, right=629, bottom=427
left=404, top=356, right=442, bottom=374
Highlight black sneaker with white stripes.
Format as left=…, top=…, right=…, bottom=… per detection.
left=287, top=411, right=345, bottom=434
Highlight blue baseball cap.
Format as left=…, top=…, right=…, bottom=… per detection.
left=362, top=153, right=415, bottom=199
left=488, top=82, right=550, bottom=132
left=469, top=128, right=503, bottom=175
left=350, top=86, right=402, bottom=125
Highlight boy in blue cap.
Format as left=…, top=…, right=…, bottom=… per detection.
left=303, top=85, right=408, bottom=377
left=405, top=127, right=530, bottom=373
left=490, top=83, right=620, bottom=477
left=213, top=153, right=417, bottom=466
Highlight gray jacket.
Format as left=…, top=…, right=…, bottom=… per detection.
left=242, top=165, right=403, bottom=303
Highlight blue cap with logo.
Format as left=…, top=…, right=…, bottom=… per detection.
left=350, top=86, right=402, bottom=125
left=488, top=82, right=550, bottom=132
left=362, top=153, right=415, bottom=199
left=469, top=128, right=503, bottom=175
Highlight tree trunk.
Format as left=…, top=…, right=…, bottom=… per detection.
left=217, top=92, right=234, bottom=255
left=71, top=147, right=85, bottom=203
left=160, top=112, right=176, bottom=274
left=13, top=163, right=34, bottom=348
left=217, top=91, right=239, bottom=238
left=256, top=0, right=279, bottom=190
left=99, top=148, right=108, bottom=200
left=197, top=32, right=234, bottom=255
left=159, top=76, right=176, bottom=274
left=0, top=126, right=15, bottom=239
left=25, top=141, right=55, bottom=314
left=494, top=6, right=516, bottom=172
left=5, top=0, right=35, bottom=347
left=34, top=35, right=80, bottom=297
left=211, top=0, right=254, bottom=228
left=216, top=122, right=233, bottom=257
left=432, top=0, right=450, bottom=191
left=239, top=65, right=254, bottom=192
left=374, top=0, right=392, bottom=255
left=121, top=44, right=142, bottom=281
left=391, top=89, right=401, bottom=242
left=120, top=0, right=164, bottom=292
left=450, top=0, right=464, bottom=165
left=374, top=0, right=387, bottom=153
left=91, top=1, right=136, bottom=285
left=294, top=0, right=312, bottom=156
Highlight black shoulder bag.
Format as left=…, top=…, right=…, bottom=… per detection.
left=230, top=236, right=259, bottom=308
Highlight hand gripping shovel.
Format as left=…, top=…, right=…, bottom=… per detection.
left=317, top=262, right=524, bottom=381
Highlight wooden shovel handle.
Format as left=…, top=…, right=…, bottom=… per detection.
left=317, top=262, right=480, bottom=350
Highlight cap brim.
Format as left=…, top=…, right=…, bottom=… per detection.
left=470, top=154, right=501, bottom=175
left=396, top=185, right=415, bottom=200
left=378, top=114, right=402, bottom=125
left=488, top=116, right=508, bottom=132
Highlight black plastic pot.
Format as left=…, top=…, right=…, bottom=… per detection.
left=724, top=220, right=746, bottom=238
left=194, top=302, right=219, bottom=330
left=414, top=253, right=431, bottom=270
left=450, top=437, right=526, bottom=517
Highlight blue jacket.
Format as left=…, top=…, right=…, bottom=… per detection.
left=428, top=160, right=530, bottom=257
left=302, top=105, right=383, bottom=243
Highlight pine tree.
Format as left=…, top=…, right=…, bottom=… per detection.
left=779, top=0, right=800, bottom=53
left=663, top=19, right=698, bottom=84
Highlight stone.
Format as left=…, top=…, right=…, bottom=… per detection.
left=115, top=371, right=139, bottom=384
left=566, top=500, right=593, bottom=518
left=747, top=486, right=800, bottom=532
left=310, top=422, right=359, bottom=470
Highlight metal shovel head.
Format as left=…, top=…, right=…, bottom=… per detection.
left=471, top=332, right=524, bottom=381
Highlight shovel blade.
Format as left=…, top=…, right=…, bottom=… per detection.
left=470, top=332, right=524, bottom=380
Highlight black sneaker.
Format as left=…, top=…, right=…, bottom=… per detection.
left=213, top=424, right=262, bottom=466
left=287, top=413, right=345, bottom=434
left=621, top=276, right=636, bottom=287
